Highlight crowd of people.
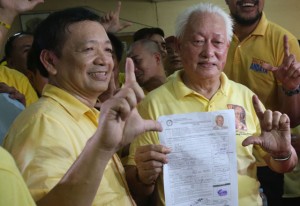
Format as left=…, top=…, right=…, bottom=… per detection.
left=1, top=0, right=300, bottom=206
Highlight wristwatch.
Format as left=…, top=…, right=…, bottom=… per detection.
left=282, top=85, right=300, bottom=96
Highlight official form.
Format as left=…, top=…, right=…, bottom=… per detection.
left=158, top=110, right=238, bottom=206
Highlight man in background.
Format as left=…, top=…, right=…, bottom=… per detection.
left=224, top=1, right=300, bottom=205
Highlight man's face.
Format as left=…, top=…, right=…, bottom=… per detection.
left=129, top=44, right=160, bottom=87
left=234, top=106, right=243, bottom=121
left=8, top=34, right=33, bottom=75
left=178, top=12, right=229, bottom=81
left=226, top=0, right=264, bottom=25
left=51, top=21, right=114, bottom=99
left=166, top=39, right=182, bottom=73
left=216, top=116, right=224, bottom=126
left=149, top=34, right=167, bottom=59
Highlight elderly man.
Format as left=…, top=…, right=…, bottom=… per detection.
left=3, top=6, right=161, bottom=206
left=125, top=3, right=297, bottom=206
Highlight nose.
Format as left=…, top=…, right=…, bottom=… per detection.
left=201, top=41, right=214, bottom=59
left=94, top=48, right=111, bottom=66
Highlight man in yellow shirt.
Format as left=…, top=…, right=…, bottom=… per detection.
left=128, top=39, right=167, bottom=93
left=3, top=5, right=161, bottom=206
left=125, top=3, right=298, bottom=206
left=0, top=66, right=38, bottom=106
left=0, top=147, right=36, bottom=206
left=0, top=0, right=43, bottom=205
left=224, top=0, right=300, bottom=205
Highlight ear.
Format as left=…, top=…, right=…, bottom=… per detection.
left=153, top=52, right=162, bottom=65
left=40, top=50, right=58, bottom=75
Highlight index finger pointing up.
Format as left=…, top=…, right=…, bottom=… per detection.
left=252, top=95, right=264, bottom=121
left=115, top=1, right=122, bottom=15
left=125, top=57, right=137, bottom=85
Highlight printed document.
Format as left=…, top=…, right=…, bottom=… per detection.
left=158, top=110, right=238, bottom=206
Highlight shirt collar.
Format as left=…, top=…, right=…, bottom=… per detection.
left=42, top=84, right=99, bottom=121
left=251, top=12, right=268, bottom=36
left=171, top=70, right=229, bottom=99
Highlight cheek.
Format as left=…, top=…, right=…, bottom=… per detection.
left=216, top=49, right=228, bottom=65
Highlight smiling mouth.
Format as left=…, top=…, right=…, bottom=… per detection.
left=88, top=71, right=108, bottom=81
left=237, top=0, right=258, bottom=7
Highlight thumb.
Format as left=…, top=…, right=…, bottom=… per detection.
left=142, top=120, right=163, bottom=133
left=261, top=62, right=278, bottom=72
left=242, top=135, right=263, bottom=147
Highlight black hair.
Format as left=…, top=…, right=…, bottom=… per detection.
left=133, top=27, right=165, bottom=42
left=4, top=31, right=33, bottom=58
left=31, top=7, right=101, bottom=78
left=107, top=32, right=124, bottom=63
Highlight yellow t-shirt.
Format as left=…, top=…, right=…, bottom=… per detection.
left=0, top=65, right=38, bottom=106
left=224, top=13, right=300, bottom=111
left=4, top=84, right=135, bottom=206
left=0, top=147, right=36, bottom=206
left=283, top=125, right=300, bottom=198
left=127, top=71, right=266, bottom=206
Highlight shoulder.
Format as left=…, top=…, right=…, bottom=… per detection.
left=267, top=21, right=298, bottom=41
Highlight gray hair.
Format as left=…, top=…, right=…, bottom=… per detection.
left=127, top=39, right=162, bottom=56
left=175, top=3, right=233, bottom=41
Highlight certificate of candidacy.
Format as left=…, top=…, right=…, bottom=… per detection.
left=158, top=109, right=238, bottom=206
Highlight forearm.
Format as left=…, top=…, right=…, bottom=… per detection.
left=37, top=136, right=114, bottom=206
left=125, top=165, right=155, bottom=205
left=267, top=147, right=298, bottom=173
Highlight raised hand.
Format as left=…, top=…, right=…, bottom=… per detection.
left=100, top=1, right=132, bottom=33
left=0, top=0, right=44, bottom=16
left=262, top=35, right=300, bottom=90
left=0, top=0, right=44, bottom=47
left=242, top=95, right=292, bottom=158
left=96, top=58, right=162, bottom=153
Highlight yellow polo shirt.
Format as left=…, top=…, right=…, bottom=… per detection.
left=224, top=13, right=300, bottom=111
left=4, top=84, right=135, bottom=206
left=127, top=70, right=266, bottom=206
left=0, top=65, right=38, bottom=106
left=283, top=125, right=300, bottom=198
left=224, top=12, right=300, bottom=199
left=0, top=147, right=36, bottom=206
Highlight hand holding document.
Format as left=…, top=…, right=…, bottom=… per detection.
left=159, top=110, right=238, bottom=206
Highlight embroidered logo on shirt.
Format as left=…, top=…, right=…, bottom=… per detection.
left=227, top=104, right=247, bottom=131
left=249, top=58, right=268, bottom=74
